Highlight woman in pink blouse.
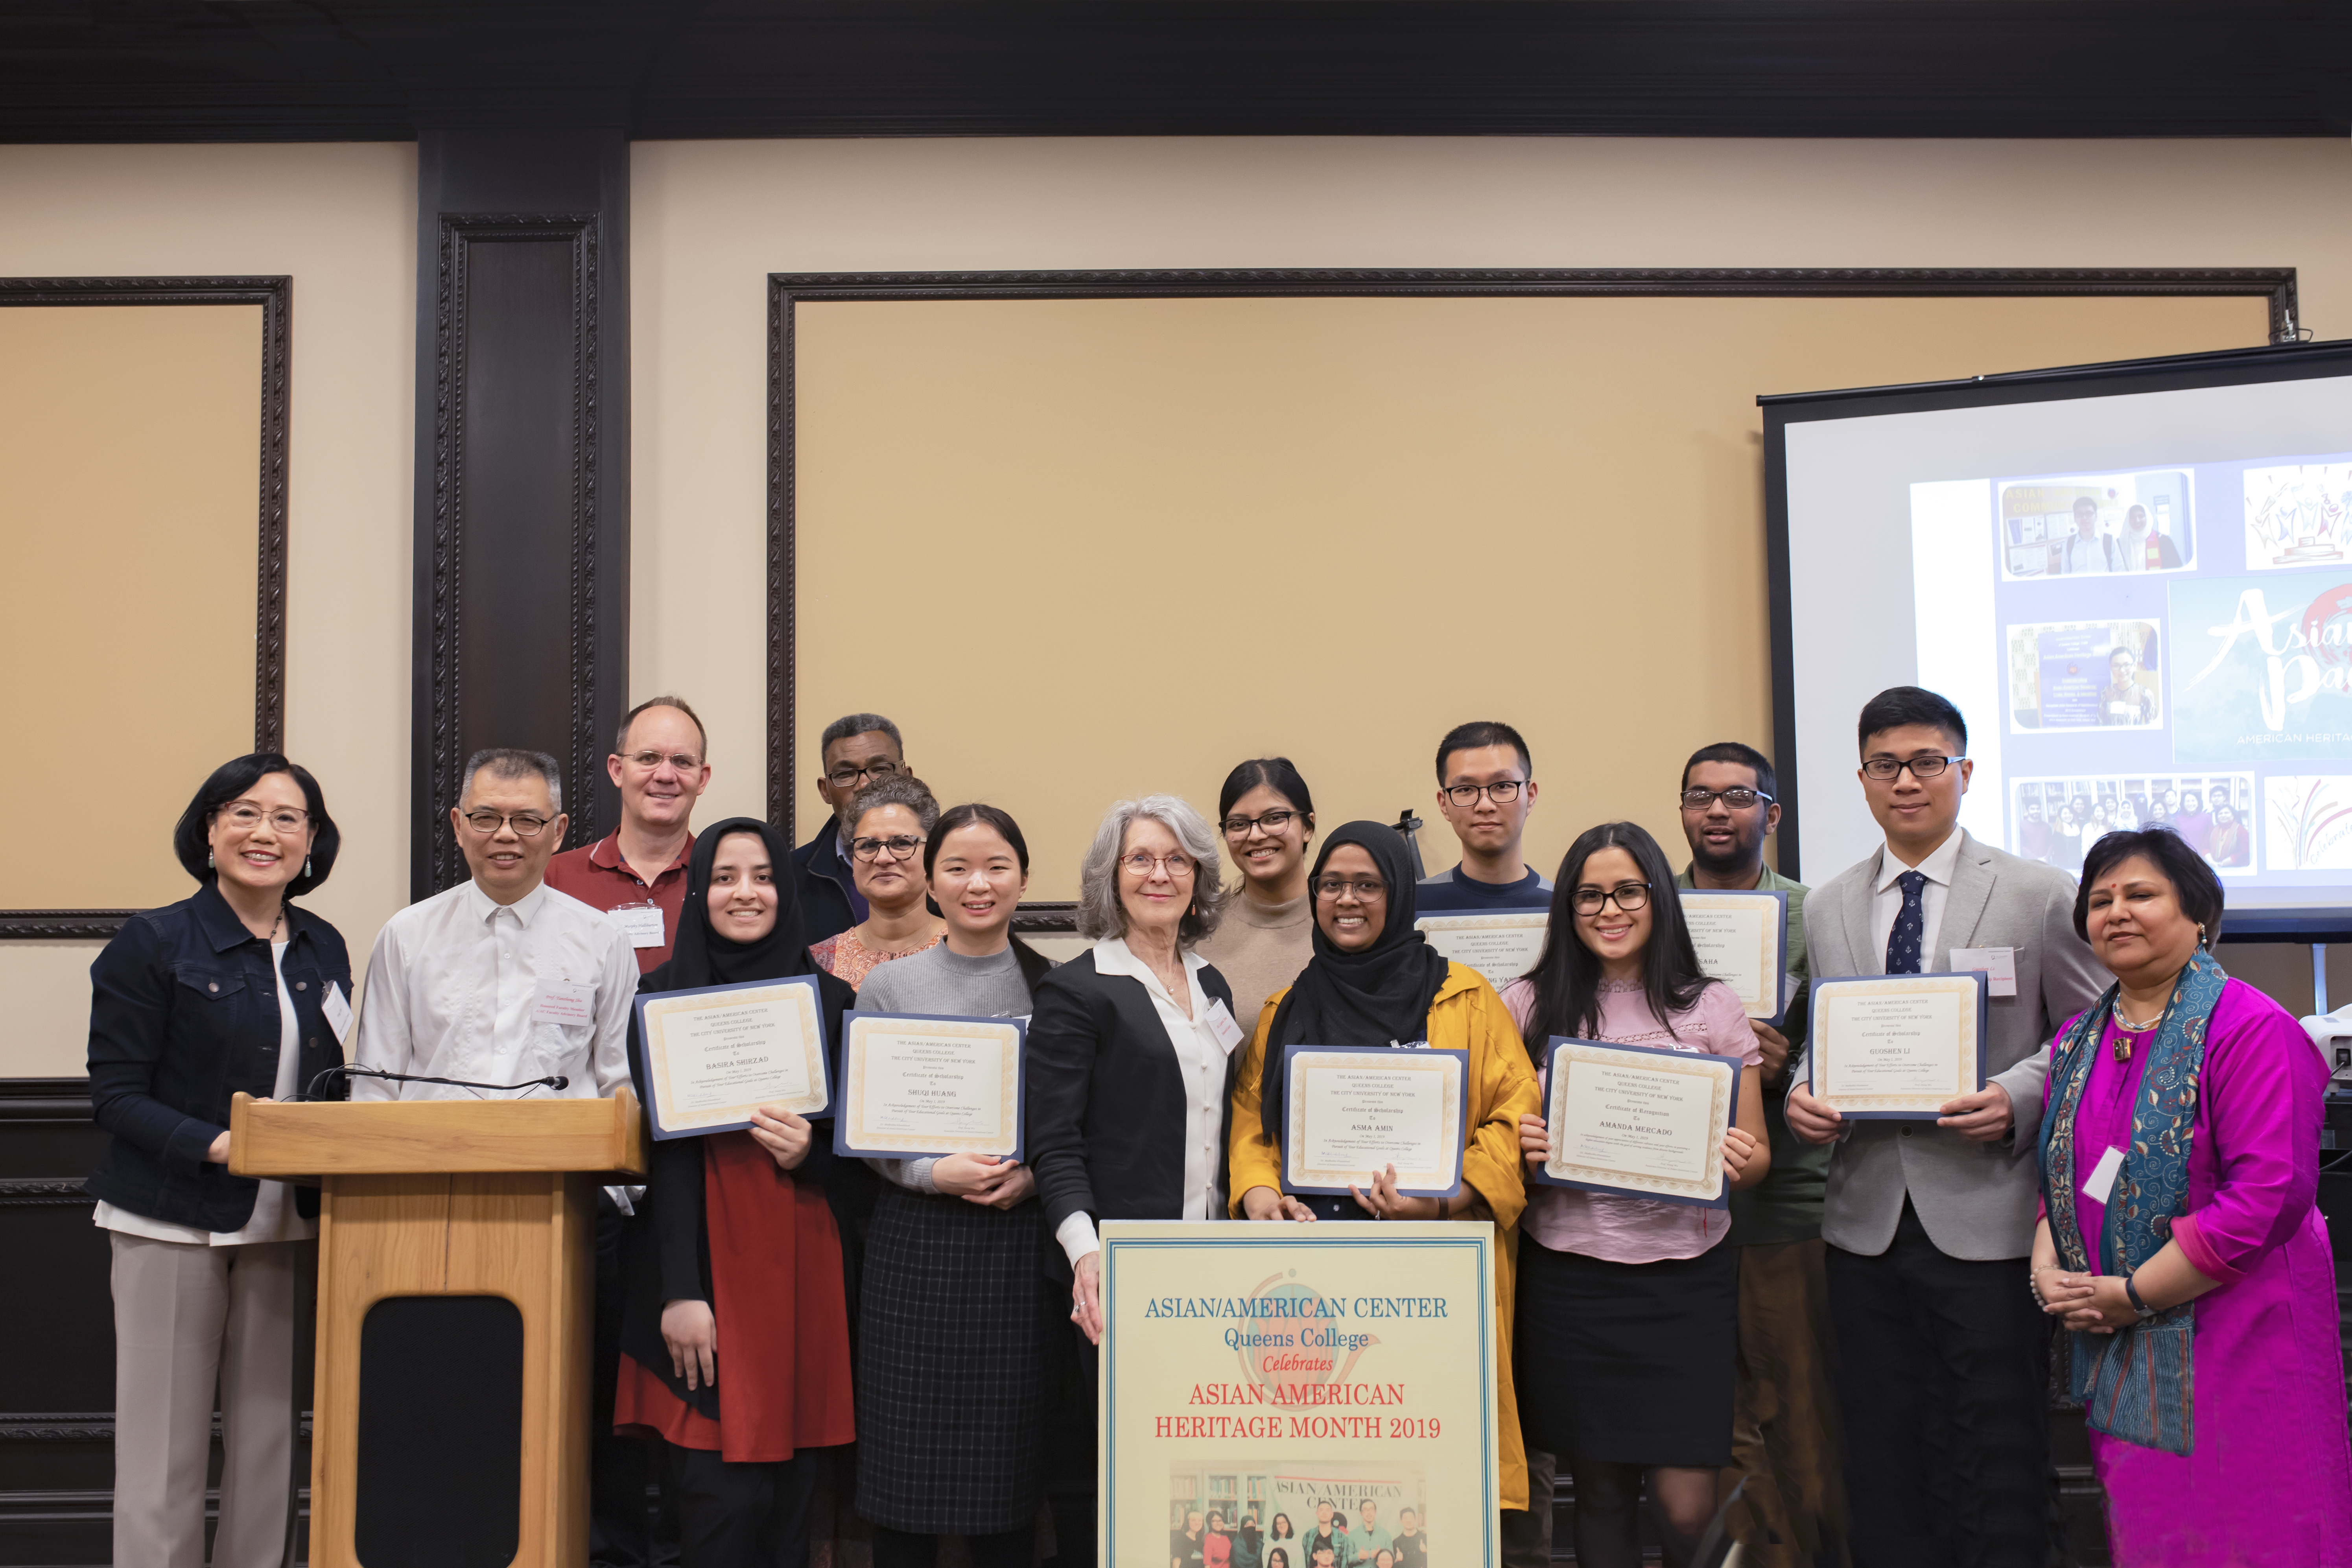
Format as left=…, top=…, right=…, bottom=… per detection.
left=1508, top=822, right=1770, bottom=1568
left=2032, top=827, right=2351, bottom=1564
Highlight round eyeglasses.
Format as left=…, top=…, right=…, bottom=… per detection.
left=851, top=834, right=925, bottom=862
left=1570, top=883, right=1650, bottom=915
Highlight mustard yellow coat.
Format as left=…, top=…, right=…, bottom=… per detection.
left=1226, top=961, right=1541, bottom=1510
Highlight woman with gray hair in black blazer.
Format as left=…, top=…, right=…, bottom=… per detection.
left=1027, top=793, right=1242, bottom=1568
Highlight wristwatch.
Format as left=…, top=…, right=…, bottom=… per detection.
left=2122, top=1273, right=2158, bottom=1320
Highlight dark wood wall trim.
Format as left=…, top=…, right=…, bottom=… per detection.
left=0, top=276, right=290, bottom=942
left=418, top=212, right=603, bottom=895
left=409, top=129, right=630, bottom=902
left=767, top=265, right=2299, bottom=899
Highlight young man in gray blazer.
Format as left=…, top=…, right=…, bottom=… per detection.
left=1786, top=687, right=2104, bottom=1568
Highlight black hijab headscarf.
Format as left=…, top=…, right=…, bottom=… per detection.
left=650, top=815, right=813, bottom=993
left=1258, top=820, right=1452, bottom=1139
left=621, top=815, right=867, bottom=1419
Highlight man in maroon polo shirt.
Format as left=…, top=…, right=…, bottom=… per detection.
left=547, top=695, right=711, bottom=973
left=546, top=694, right=712, bottom=1568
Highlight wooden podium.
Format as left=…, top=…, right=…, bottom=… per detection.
left=230, top=1091, right=646, bottom=1568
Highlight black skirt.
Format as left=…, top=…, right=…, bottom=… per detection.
left=853, top=1185, right=1053, bottom=1533
left=1513, top=1235, right=1740, bottom=1468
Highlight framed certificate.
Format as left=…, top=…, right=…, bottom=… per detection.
left=635, top=976, right=831, bottom=1139
left=1414, top=907, right=1551, bottom=990
left=1279, top=1043, right=1467, bottom=1199
left=1677, top=888, right=1789, bottom=1024
left=834, top=1011, right=1025, bottom=1162
left=1534, top=1037, right=1741, bottom=1208
left=1808, top=971, right=1988, bottom=1118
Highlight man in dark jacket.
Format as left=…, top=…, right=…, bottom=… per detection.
left=790, top=711, right=908, bottom=945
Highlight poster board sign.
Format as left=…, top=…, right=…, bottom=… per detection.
left=1099, top=1220, right=1499, bottom=1567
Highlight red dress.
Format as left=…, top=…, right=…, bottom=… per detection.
left=614, top=1131, right=856, bottom=1461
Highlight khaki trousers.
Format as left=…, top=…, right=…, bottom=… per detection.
left=109, top=1232, right=304, bottom=1568
left=1722, top=1237, right=1847, bottom=1568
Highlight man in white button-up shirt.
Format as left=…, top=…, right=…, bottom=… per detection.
left=353, top=748, right=635, bottom=1103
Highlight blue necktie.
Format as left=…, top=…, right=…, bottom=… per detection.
left=1885, top=870, right=1927, bottom=974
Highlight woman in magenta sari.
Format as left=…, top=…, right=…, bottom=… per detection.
left=2031, top=828, right=2351, bottom=1564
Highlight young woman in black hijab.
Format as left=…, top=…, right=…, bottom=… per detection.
left=614, top=816, right=868, bottom=1568
left=1223, top=820, right=1541, bottom=1513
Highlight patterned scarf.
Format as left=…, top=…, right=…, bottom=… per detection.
left=2039, top=945, right=2225, bottom=1455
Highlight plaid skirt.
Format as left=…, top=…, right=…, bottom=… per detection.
left=853, top=1185, right=1053, bottom=1533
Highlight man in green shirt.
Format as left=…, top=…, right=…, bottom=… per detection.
left=1675, top=742, right=1842, bottom=1568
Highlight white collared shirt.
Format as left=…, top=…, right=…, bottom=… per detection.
left=352, top=879, right=635, bottom=1103
left=2057, top=533, right=2107, bottom=575
left=1870, top=828, right=1967, bottom=973
left=1055, top=934, right=1231, bottom=1266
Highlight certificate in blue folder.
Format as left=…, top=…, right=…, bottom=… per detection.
left=1677, top=887, right=1790, bottom=1027
left=1532, top=1036, right=1742, bottom=1209
left=1806, top=971, right=1988, bottom=1119
left=634, top=974, right=830, bottom=1140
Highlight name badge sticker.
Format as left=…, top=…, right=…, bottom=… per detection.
left=321, top=981, right=354, bottom=1045
left=2083, top=1144, right=2126, bottom=1205
left=1204, top=999, right=1246, bottom=1055
left=533, top=979, right=596, bottom=1027
left=1951, top=946, right=2018, bottom=998
left=613, top=904, right=667, bottom=949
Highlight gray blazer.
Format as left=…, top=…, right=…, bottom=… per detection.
left=1801, top=830, right=2106, bottom=1261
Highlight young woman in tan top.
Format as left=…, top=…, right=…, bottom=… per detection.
left=1197, top=757, right=1317, bottom=1021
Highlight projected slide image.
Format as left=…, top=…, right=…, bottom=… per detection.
left=2243, top=462, right=2352, bottom=571
left=2013, top=774, right=2253, bottom=875
left=1998, top=471, right=2193, bottom=580
left=2005, top=619, right=2161, bottom=731
left=2265, top=776, right=2352, bottom=871
left=2171, top=573, right=2352, bottom=763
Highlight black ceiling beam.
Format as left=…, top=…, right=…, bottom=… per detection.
left=0, top=1, right=2345, bottom=143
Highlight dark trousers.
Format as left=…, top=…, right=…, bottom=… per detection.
left=1826, top=1202, right=2052, bottom=1568
left=872, top=1522, right=1036, bottom=1568
left=1041, top=1318, right=1099, bottom=1567
left=595, top=1198, right=671, bottom=1567
left=661, top=1442, right=821, bottom=1568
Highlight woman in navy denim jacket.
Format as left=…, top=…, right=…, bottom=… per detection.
left=85, top=752, right=348, bottom=1568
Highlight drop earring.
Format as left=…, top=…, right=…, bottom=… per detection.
left=208, top=849, right=215, bottom=870
left=304, top=855, right=313, bottom=880
left=2196, top=922, right=2207, bottom=948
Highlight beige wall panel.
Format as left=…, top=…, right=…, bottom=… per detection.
left=793, top=293, right=2262, bottom=898
left=0, top=305, right=261, bottom=908
left=631, top=136, right=2352, bottom=857
left=0, top=144, right=416, bottom=1077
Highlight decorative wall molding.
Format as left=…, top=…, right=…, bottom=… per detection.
left=1009, top=902, right=1080, bottom=936
left=421, top=215, right=602, bottom=895
left=767, top=265, right=2300, bottom=838
left=0, top=276, right=291, bottom=940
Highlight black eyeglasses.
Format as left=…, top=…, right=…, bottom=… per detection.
left=1680, top=787, right=1773, bottom=811
left=1442, top=780, right=1527, bottom=807
left=1862, top=755, right=1963, bottom=782
left=1313, top=877, right=1388, bottom=901
left=851, top=834, right=924, bottom=862
left=1222, top=808, right=1300, bottom=838
left=827, top=759, right=901, bottom=789
left=1570, top=883, right=1650, bottom=915
left=462, top=810, right=553, bottom=837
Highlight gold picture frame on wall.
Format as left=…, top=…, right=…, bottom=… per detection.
left=0, top=276, right=291, bottom=939
left=767, top=267, right=2292, bottom=932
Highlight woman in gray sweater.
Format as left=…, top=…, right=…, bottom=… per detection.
left=849, top=803, right=1059, bottom=1568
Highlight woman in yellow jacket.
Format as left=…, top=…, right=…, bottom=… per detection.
left=1226, top=820, right=1540, bottom=1513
